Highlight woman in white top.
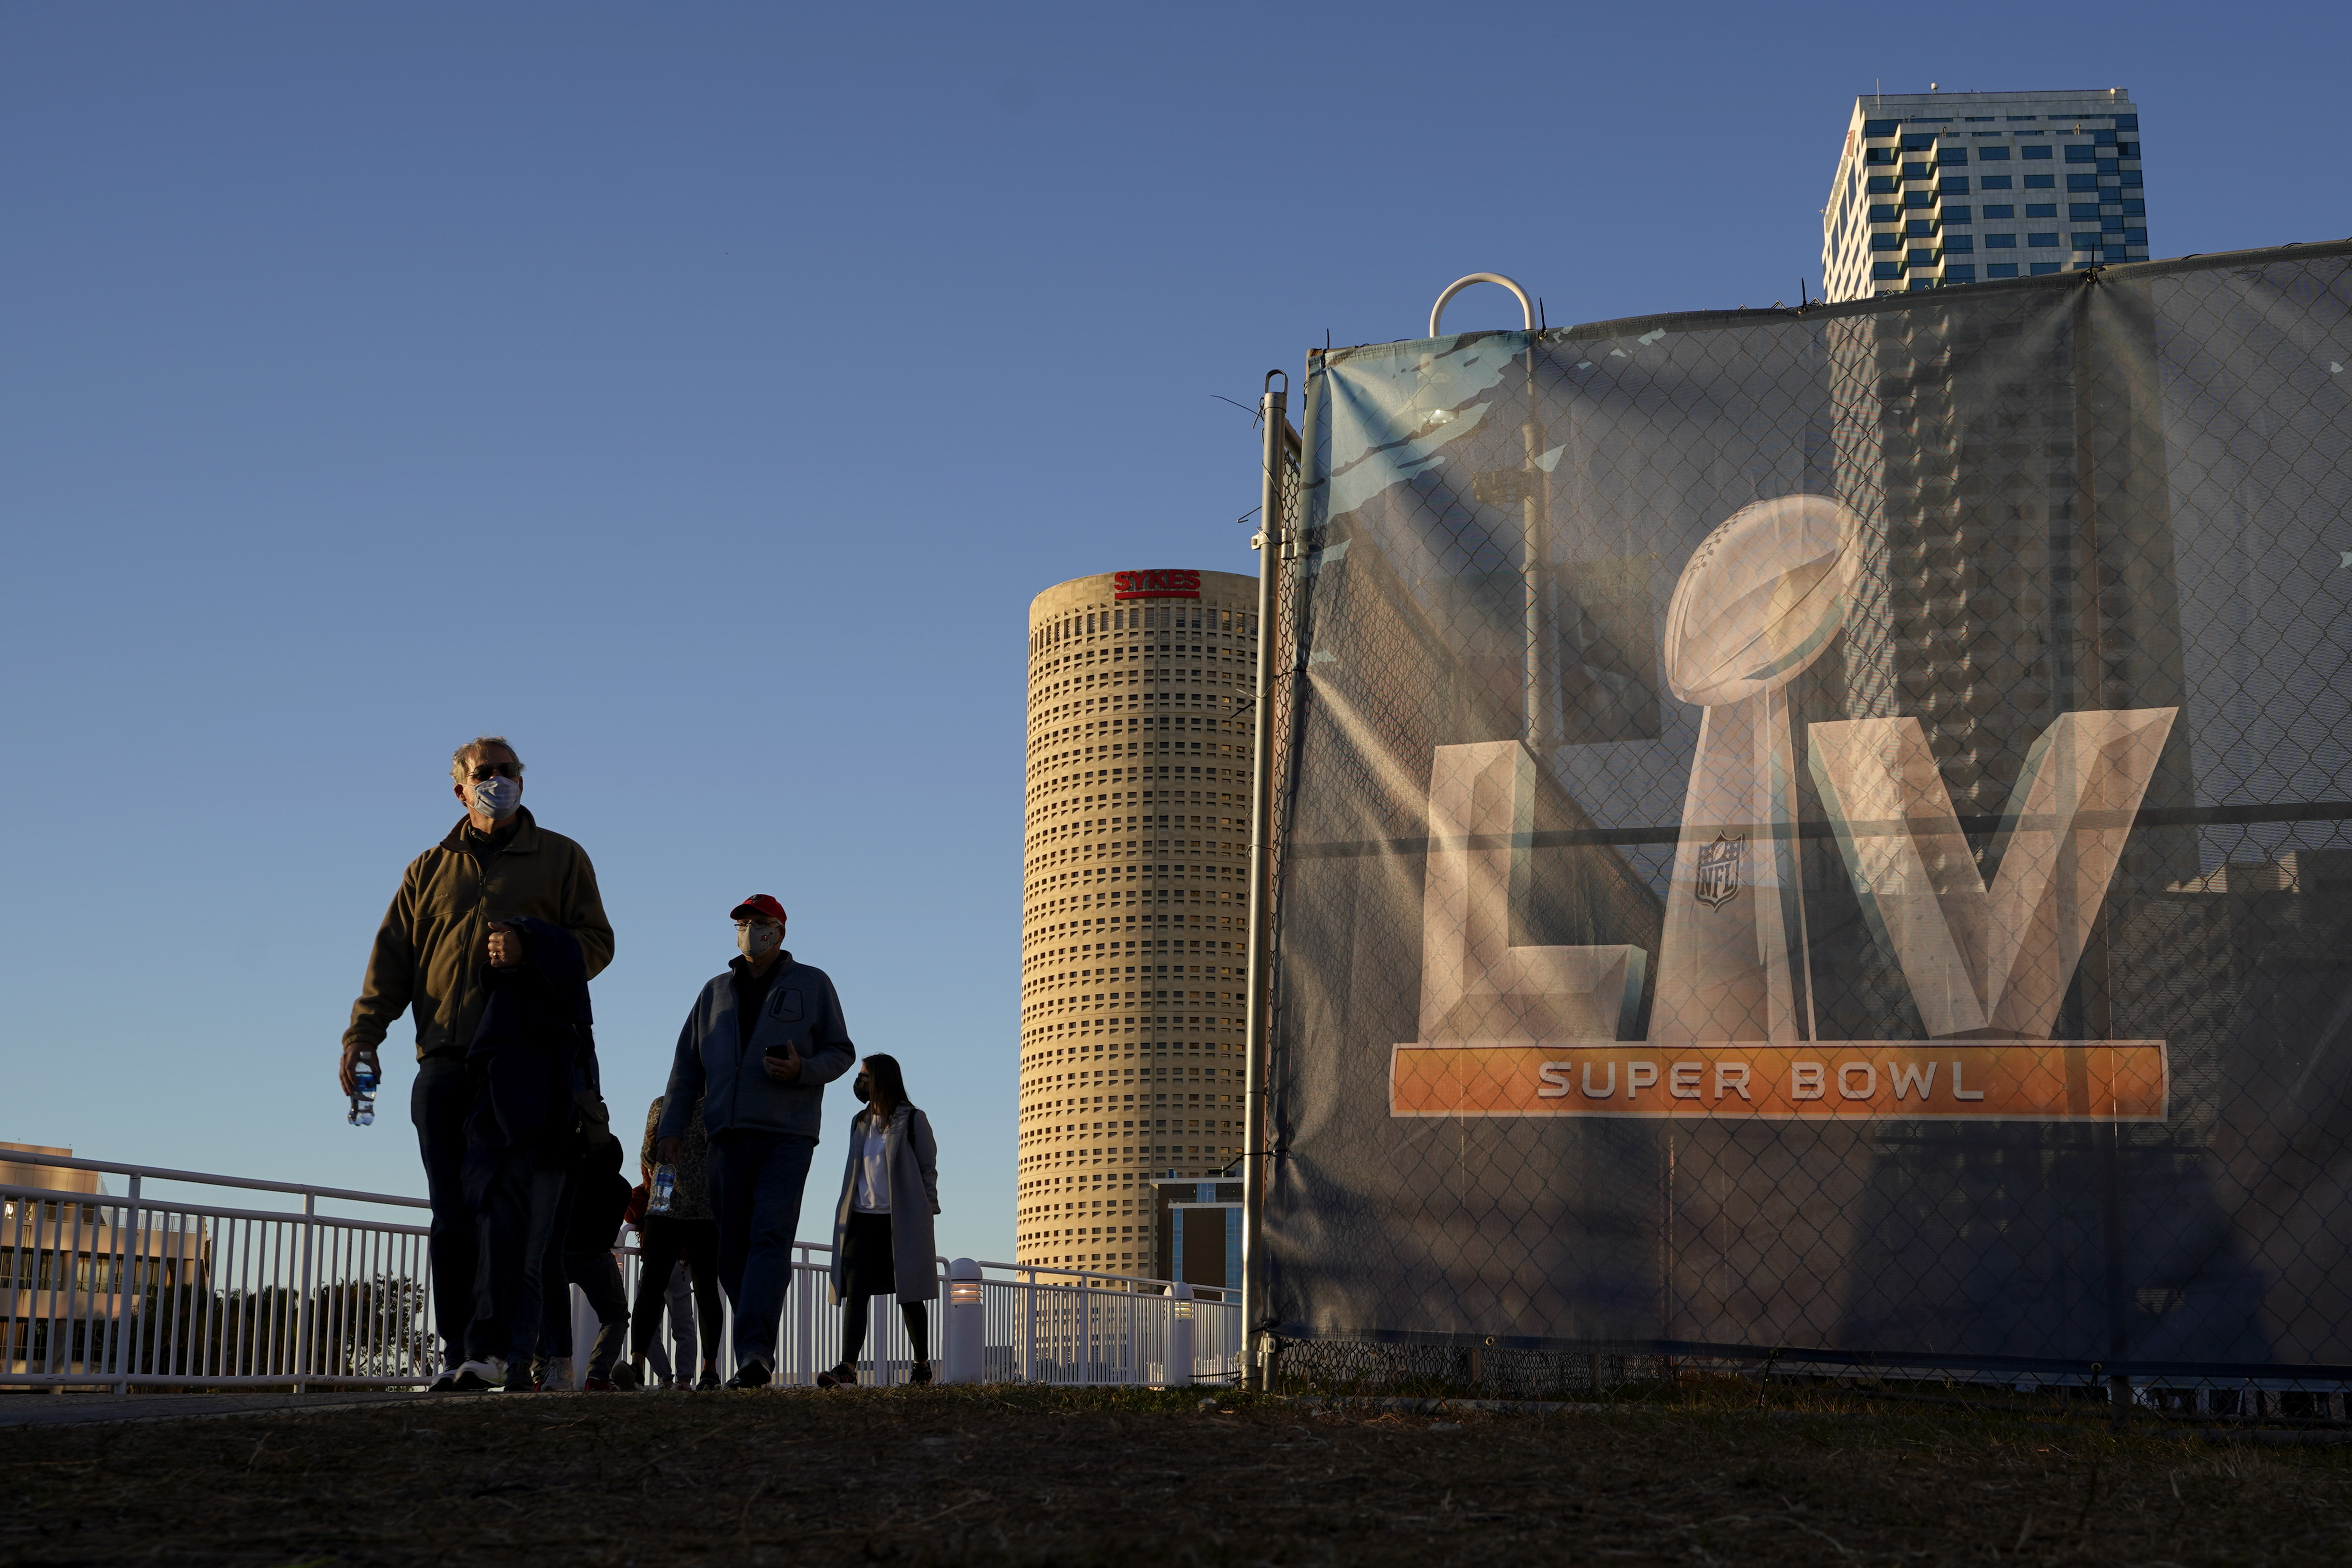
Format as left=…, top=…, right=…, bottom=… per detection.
left=819, top=1053, right=940, bottom=1386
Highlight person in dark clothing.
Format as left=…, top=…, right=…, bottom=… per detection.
left=339, top=737, right=614, bottom=1391
left=536, top=1130, right=631, bottom=1391
left=656, top=894, right=856, bottom=1388
left=463, top=914, right=607, bottom=1393
left=626, top=1094, right=723, bottom=1391
left=818, top=1054, right=940, bottom=1389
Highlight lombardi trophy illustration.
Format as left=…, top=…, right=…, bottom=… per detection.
left=1398, top=489, right=2177, bottom=1111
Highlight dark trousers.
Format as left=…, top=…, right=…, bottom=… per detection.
left=541, top=1248, right=629, bottom=1382
left=629, top=1214, right=723, bottom=1365
left=837, top=1211, right=929, bottom=1371
left=841, top=1298, right=930, bottom=1368
left=708, top=1131, right=815, bottom=1370
left=411, top=1055, right=489, bottom=1363
left=475, top=1149, right=569, bottom=1366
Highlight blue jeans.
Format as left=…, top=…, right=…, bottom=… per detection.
left=707, top=1131, right=815, bottom=1370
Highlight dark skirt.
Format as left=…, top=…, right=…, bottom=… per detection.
left=837, top=1210, right=896, bottom=1299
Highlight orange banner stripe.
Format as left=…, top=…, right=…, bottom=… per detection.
left=1389, top=1042, right=2168, bottom=1122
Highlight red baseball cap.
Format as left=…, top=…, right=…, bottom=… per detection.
left=729, top=894, right=787, bottom=924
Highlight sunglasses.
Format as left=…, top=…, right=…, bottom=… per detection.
left=466, top=763, right=523, bottom=781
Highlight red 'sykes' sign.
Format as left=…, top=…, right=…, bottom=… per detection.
left=1114, top=569, right=1200, bottom=600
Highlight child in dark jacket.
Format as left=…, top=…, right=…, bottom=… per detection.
left=535, top=1131, right=632, bottom=1390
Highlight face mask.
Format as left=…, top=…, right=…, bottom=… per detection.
left=471, top=777, right=522, bottom=819
left=852, top=1075, right=872, bottom=1103
left=737, top=923, right=782, bottom=959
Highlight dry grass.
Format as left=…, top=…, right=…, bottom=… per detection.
left=4, top=1385, right=2349, bottom=1566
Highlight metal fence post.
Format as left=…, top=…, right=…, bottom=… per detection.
left=795, top=1243, right=815, bottom=1386
left=1022, top=1268, right=1036, bottom=1383
left=1242, top=370, right=1289, bottom=1394
left=113, top=1173, right=141, bottom=1394
left=292, top=1190, right=317, bottom=1392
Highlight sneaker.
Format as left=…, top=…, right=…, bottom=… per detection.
left=723, top=1362, right=772, bottom=1390
left=451, top=1358, right=506, bottom=1393
left=428, top=1370, right=461, bottom=1393
left=502, top=1365, right=537, bottom=1394
left=695, top=1370, right=722, bottom=1393
left=815, top=1363, right=856, bottom=1390
left=584, top=1377, right=619, bottom=1393
left=909, top=1362, right=933, bottom=1387
left=610, top=1362, right=641, bottom=1393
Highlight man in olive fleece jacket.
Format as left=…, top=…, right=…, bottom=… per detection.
left=339, top=737, right=614, bottom=1383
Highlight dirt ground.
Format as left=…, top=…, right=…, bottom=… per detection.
left=4, top=1386, right=2348, bottom=1567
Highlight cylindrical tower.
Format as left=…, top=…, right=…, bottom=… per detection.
left=1017, top=567, right=1260, bottom=1278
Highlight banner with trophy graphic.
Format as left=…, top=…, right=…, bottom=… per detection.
left=1260, top=241, right=2352, bottom=1374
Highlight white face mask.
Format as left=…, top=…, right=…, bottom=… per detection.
left=737, top=922, right=783, bottom=959
left=471, top=777, right=522, bottom=819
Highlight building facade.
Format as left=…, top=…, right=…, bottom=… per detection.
left=1016, top=568, right=1260, bottom=1277
left=1820, top=88, right=2147, bottom=300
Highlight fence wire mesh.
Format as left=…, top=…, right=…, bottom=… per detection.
left=1259, top=242, right=2352, bottom=1404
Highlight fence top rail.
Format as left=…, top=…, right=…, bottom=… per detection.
left=0, top=1183, right=431, bottom=1238
left=0, top=1151, right=428, bottom=1212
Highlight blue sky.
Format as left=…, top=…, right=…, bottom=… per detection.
left=1, top=1, right=2342, bottom=1261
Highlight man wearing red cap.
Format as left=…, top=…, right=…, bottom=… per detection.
left=654, top=894, right=855, bottom=1387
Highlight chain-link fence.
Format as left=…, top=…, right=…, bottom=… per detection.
left=1259, top=240, right=2352, bottom=1411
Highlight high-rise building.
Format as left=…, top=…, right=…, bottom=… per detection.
left=1820, top=88, right=2147, bottom=301
left=1017, top=568, right=1261, bottom=1277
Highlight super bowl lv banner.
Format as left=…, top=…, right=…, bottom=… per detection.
left=1261, top=242, right=2352, bottom=1372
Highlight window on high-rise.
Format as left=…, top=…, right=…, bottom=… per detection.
left=2026, top=203, right=2056, bottom=217
left=2030, top=262, right=2063, bottom=275
left=1979, top=145, right=2013, bottom=161
left=2022, top=145, right=2053, bottom=160
left=1981, top=175, right=2013, bottom=190
left=2024, top=174, right=2054, bottom=189
left=1986, top=234, right=2017, bottom=248
left=1983, top=204, right=2014, bottom=218
left=1943, top=206, right=1973, bottom=225
left=1939, top=176, right=1969, bottom=194
left=2028, top=233, right=2059, bottom=248
left=1987, top=263, right=2019, bottom=279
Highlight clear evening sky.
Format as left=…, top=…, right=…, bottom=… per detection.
left=2, top=2, right=2342, bottom=1261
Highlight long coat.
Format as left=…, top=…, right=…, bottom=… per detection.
left=827, top=1105, right=940, bottom=1303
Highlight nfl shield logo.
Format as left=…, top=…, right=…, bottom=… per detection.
left=1695, top=834, right=1743, bottom=909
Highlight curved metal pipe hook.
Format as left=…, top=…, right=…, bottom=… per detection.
left=1429, top=273, right=1534, bottom=338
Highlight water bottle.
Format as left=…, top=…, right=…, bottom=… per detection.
left=650, top=1163, right=677, bottom=1214
left=347, top=1066, right=378, bottom=1127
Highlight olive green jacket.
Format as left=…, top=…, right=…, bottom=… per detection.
left=343, top=806, right=615, bottom=1062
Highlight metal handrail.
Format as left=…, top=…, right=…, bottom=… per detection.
left=2, top=1151, right=427, bottom=1210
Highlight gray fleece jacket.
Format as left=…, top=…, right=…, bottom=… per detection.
left=657, top=953, right=855, bottom=1144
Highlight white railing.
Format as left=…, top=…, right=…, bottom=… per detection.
left=3, top=1151, right=1240, bottom=1391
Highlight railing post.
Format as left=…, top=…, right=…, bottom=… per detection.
left=292, top=1191, right=317, bottom=1393
left=1022, top=1269, right=1036, bottom=1384
left=795, top=1243, right=815, bottom=1387
left=1078, top=1274, right=1092, bottom=1386
left=113, top=1173, right=141, bottom=1394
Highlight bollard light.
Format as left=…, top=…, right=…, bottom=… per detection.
left=943, top=1257, right=984, bottom=1385
left=1166, top=1281, right=1196, bottom=1388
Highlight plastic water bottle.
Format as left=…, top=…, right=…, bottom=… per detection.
left=347, top=1066, right=378, bottom=1127
left=650, top=1164, right=677, bottom=1214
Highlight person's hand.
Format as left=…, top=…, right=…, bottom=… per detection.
left=486, top=927, right=523, bottom=969
left=338, top=1042, right=380, bottom=1097
left=763, top=1042, right=803, bottom=1082
left=657, top=1137, right=684, bottom=1163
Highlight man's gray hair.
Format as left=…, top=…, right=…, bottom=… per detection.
left=450, top=735, right=525, bottom=784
